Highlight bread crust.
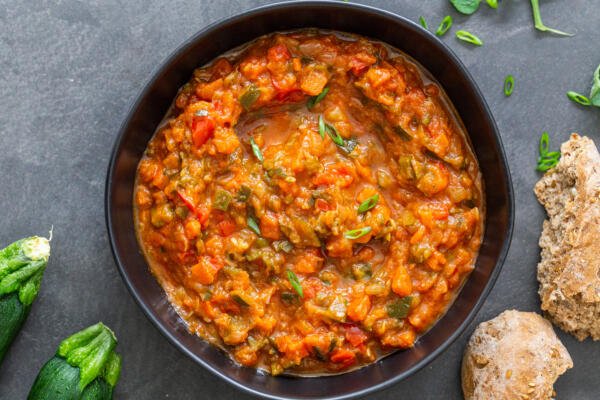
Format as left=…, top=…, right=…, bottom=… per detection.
left=461, top=310, right=572, bottom=400
left=534, top=133, right=600, bottom=340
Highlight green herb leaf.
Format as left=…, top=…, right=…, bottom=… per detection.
left=536, top=131, right=561, bottom=172
left=247, top=216, right=261, bottom=235
left=590, top=64, right=600, bottom=107
left=530, top=0, right=573, bottom=37
left=249, top=137, right=264, bottom=162
left=436, top=16, right=453, bottom=37
left=387, top=296, right=413, bottom=319
left=450, top=0, right=480, bottom=15
left=344, top=226, right=372, bottom=240
left=318, top=115, right=326, bottom=139
left=357, top=194, right=379, bottom=214
left=287, top=270, right=303, bottom=298
left=456, top=30, right=483, bottom=46
left=419, top=16, right=428, bottom=30
left=486, top=0, right=498, bottom=9
left=566, top=91, right=591, bottom=106
left=504, top=75, right=515, bottom=97
left=240, top=86, right=261, bottom=111
left=307, top=87, right=329, bottom=109
left=213, top=189, right=232, bottom=211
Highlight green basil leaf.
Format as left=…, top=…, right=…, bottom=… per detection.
left=450, top=0, right=481, bottom=15
left=419, top=16, right=428, bottom=30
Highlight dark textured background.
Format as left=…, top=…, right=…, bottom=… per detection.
left=1, top=1, right=599, bottom=398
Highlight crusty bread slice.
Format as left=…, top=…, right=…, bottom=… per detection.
left=534, top=133, right=600, bottom=340
left=461, top=310, right=572, bottom=400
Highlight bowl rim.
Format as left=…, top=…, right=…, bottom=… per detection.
left=105, top=1, right=515, bottom=399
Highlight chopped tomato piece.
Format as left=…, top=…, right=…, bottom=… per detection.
left=347, top=295, right=371, bottom=322
left=217, top=219, right=236, bottom=236
left=177, top=191, right=209, bottom=225
left=330, top=348, right=356, bottom=367
left=260, top=212, right=281, bottom=240
left=267, top=44, right=291, bottom=63
left=345, top=325, right=368, bottom=347
left=191, top=116, right=215, bottom=148
left=191, top=257, right=223, bottom=285
left=315, top=198, right=332, bottom=211
left=294, top=250, right=324, bottom=274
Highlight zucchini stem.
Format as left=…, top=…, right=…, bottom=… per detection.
left=57, top=322, right=118, bottom=390
left=0, top=236, right=50, bottom=306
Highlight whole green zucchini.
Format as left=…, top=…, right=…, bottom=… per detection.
left=28, top=322, right=122, bottom=400
left=0, top=236, right=50, bottom=362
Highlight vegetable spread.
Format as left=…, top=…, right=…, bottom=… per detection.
left=134, top=30, right=483, bottom=375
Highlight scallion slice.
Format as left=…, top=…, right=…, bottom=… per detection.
left=249, top=137, right=264, bottom=162
left=456, top=30, right=483, bottom=46
left=344, top=226, right=372, bottom=240
left=357, top=194, right=379, bottom=214
left=318, top=115, right=326, bottom=139
left=566, top=91, right=591, bottom=106
left=286, top=270, right=303, bottom=298
left=307, top=87, right=329, bottom=109
left=436, top=16, right=453, bottom=37
left=504, top=75, right=515, bottom=97
left=247, top=216, right=261, bottom=235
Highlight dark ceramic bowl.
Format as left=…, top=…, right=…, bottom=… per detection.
left=105, top=1, right=514, bottom=399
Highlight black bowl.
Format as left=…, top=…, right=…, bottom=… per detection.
left=105, top=1, right=514, bottom=399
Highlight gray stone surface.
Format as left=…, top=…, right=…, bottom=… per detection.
left=0, top=0, right=598, bottom=398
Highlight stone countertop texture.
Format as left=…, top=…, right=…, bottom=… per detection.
left=1, top=0, right=599, bottom=398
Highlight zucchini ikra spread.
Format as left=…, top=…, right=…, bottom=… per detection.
left=134, top=31, right=484, bottom=375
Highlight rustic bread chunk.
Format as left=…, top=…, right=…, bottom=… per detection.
left=534, top=133, right=600, bottom=340
left=461, top=310, right=572, bottom=400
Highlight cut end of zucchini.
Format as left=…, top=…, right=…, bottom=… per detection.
left=21, top=236, right=50, bottom=262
